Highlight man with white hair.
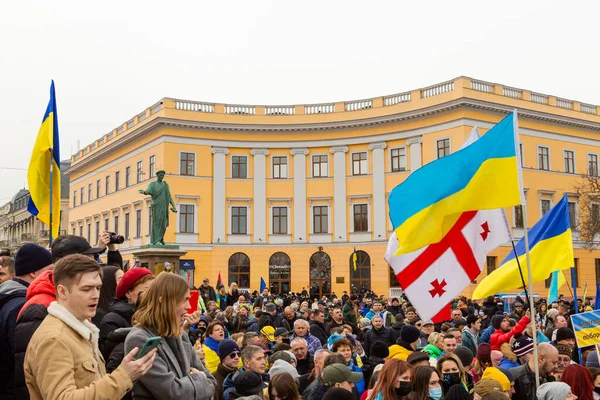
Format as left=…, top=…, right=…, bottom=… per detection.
left=290, top=319, right=322, bottom=355
left=291, top=337, right=314, bottom=375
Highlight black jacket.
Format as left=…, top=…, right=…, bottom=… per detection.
left=302, top=380, right=327, bottom=400
left=199, top=285, right=217, bottom=303
left=296, top=354, right=315, bottom=376
left=309, top=320, right=328, bottom=345
left=362, top=356, right=385, bottom=386
left=511, top=363, right=552, bottom=400
left=99, top=300, right=135, bottom=360
left=246, top=317, right=259, bottom=333
left=0, top=279, right=27, bottom=399
left=363, top=326, right=396, bottom=357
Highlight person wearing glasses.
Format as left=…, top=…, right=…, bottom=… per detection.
left=214, top=339, right=241, bottom=400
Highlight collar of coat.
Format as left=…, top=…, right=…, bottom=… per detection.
left=48, top=301, right=100, bottom=348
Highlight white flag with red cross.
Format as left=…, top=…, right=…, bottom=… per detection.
left=385, top=128, right=512, bottom=322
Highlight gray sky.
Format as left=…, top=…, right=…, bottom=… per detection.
left=1, top=0, right=599, bottom=202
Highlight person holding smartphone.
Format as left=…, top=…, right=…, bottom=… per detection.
left=125, top=273, right=216, bottom=399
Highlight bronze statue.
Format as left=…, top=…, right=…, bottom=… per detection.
left=139, top=170, right=177, bottom=245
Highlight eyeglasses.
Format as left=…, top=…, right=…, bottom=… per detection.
left=228, top=352, right=241, bottom=359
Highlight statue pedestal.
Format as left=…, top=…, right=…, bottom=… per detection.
left=130, top=245, right=188, bottom=275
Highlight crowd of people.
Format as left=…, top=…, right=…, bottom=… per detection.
left=0, top=232, right=599, bottom=399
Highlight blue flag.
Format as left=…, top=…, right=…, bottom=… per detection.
left=260, top=277, right=267, bottom=293
left=595, top=283, right=600, bottom=310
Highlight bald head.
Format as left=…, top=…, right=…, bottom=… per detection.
left=284, top=307, right=295, bottom=320
left=538, top=343, right=557, bottom=357
left=536, top=343, right=559, bottom=377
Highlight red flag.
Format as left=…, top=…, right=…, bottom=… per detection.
left=217, top=271, right=222, bottom=287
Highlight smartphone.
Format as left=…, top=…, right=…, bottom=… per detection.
left=136, top=336, right=162, bottom=359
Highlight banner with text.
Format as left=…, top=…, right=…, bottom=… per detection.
left=571, top=310, right=600, bottom=348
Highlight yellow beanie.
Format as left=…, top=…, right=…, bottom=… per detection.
left=482, top=367, right=510, bottom=391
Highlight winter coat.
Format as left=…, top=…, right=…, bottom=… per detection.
left=0, top=279, right=27, bottom=399
left=461, top=327, right=478, bottom=356
left=13, top=270, right=56, bottom=400
left=24, top=302, right=133, bottom=400
left=213, top=363, right=238, bottom=400
left=479, top=324, right=495, bottom=345
left=105, top=327, right=131, bottom=373
left=302, top=379, right=326, bottom=400
left=423, top=343, right=442, bottom=359
left=498, top=357, right=520, bottom=369
left=343, top=303, right=358, bottom=325
left=490, top=316, right=530, bottom=350
left=246, top=317, right=259, bottom=333
left=349, top=362, right=366, bottom=397
left=389, top=341, right=414, bottom=361
left=232, top=314, right=249, bottom=333
left=387, top=305, right=403, bottom=318
left=391, top=321, right=405, bottom=339
left=511, top=362, right=550, bottom=400
left=199, top=284, right=217, bottom=303
left=223, top=367, right=270, bottom=400
left=125, top=324, right=216, bottom=399
left=363, top=326, right=396, bottom=356
left=99, top=300, right=135, bottom=359
left=309, top=320, right=328, bottom=345
left=296, top=354, right=315, bottom=376
left=362, top=356, right=385, bottom=386
left=227, top=290, right=240, bottom=307
left=203, top=337, right=222, bottom=373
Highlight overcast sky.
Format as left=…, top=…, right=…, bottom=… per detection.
left=1, top=0, right=599, bottom=203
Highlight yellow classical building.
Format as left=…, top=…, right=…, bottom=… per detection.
left=66, top=77, right=600, bottom=299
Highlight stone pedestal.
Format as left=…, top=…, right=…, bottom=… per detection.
left=130, top=245, right=188, bottom=275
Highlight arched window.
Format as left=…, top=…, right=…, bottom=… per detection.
left=269, top=252, right=291, bottom=295
left=350, top=250, right=371, bottom=293
left=228, top=252, right=250, bottom=288
left=309, top=251, right=331, bottom=299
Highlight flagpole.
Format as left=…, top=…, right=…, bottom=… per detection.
left=49, top=148, right=53, bottom=245
left=511, top=240, right=530, bottom=307
left=570, top=268, right=584, bottom=365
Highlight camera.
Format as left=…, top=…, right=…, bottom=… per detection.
left=108, top=232, right=125, bottom=244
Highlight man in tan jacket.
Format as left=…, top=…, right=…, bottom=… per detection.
left=24, top=254, right=157, bottom=399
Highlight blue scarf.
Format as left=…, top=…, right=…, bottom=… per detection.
left=204, top=336, right=220, bottom=353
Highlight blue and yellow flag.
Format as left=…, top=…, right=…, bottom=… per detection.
left=27, top=81, right=61, bottom=239
left=547, top=270, right=567, bottom=304
left=351, top=247, right=358, bottom=271
left=473, top=194, right=574, bottom=299
left=260, top=277, right=267, bottom=293
left=388, top=112, right=521, bottom=255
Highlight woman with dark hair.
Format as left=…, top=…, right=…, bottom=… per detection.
left=202, top=320, right=226, bottom=373
left=269, top=372, right=301, bottom=400
left=343, top=299, right=359, bottom=325
left=407, top=366, right=442, bottom=400
left=125, top=273, right=216, bottom=399
left=471, top=343, right=492, bottom=383
left=536, top=302, right=548, bottom=327
left=366, top=358, right=414, bottom=400
left=93, top=265, right=123, bottom=325
left=332, top=337, right=366, bottom=397
left=561, top=364, right=595, bottom=400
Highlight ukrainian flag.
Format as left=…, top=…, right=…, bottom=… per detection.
left=473, top=195, right=574, bottom=299
left=27, top=81, right=61, bottom=239
left=351, top=247, right=358, bottom=271
left=388, top=112, right=521, bottom=255
left=547, top=270, right=567, bottom=304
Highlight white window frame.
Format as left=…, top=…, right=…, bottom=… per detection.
left=136, top=159, right=144, bottom=183
left=310, top=204, right=331, bottom=235
left=563, top=149, right=576, bottom=174
left=311, top=154, right=329, bottom=178
left=351, top=202, right=371, bottom=233
left=271, top=155, right=289, bottom=179
left=436, top=137, right=451, bottom=159
left=177, top=203, right=198, bottom=234
left=537, top=145, right=550, bottom=171
left=148, top=154, right=156, bottom=178
left=588, top=153, right=599, bottom=176
left=269, top=205, right=290, bottom=235
left=179, top=151, right=196, bottom=176
left=567, top=200, right=579, bottom=231
left=350, top=151, right=369, bottom=176
left=227, top=200, right=251, bottom=244
left=389, top=146, right=407, bottom=172
left=230, top=155, right=248, bottom=179
left=540, top=198, right=553, bottom=218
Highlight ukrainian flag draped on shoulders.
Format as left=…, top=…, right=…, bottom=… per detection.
left=27, top=81, right=61, bottom=239
left=389, top=112, right=521, bottom=255
left=473, top=195, right=574, bottom=299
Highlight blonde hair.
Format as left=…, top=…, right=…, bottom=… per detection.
left=428, top=332, right=441, bottom=345
left=133, top=273, right=189, bottom=337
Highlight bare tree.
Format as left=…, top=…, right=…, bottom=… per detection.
left=574, top=172, right=600, bottom=249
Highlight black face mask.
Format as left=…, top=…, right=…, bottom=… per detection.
left=396, top=381, right=412, bottom=397
left=443, top=372, right=462, bottom=386
left=595, top=387, right=600, bottom=395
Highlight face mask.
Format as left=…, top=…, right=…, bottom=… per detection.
left=396, top=381, right=412, bottom=397
left=429, top=387, right=443, bottom=400
left=595, top=387, right=600, bottom=395
left=443, top=372, right=462, bottom=386
left=282, top=338, right=290, bottom=345
left=478, top=311, right=485, bottom=317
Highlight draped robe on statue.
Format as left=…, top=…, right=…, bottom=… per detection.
left=144, top=179, right=176, bottom=245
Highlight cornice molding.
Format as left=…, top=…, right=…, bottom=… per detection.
left=290, top=148, right=309, bottom=155
left=368, top=142, right=387, bottom=151
left=250, top=148, right=269, bottom=156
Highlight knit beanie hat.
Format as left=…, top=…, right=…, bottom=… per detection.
left=15, top=243, right=52, bottom=276
left=269, top=350, right=297, bottom=366
left=536, top=382, right=571, bottom=400
left=496, top=367, right=514, bottom=383
left=327, top=334, right=344, bottom=350
left=400, top=325, right=421, bottom=344
left=218, top=339, right=240, bottom=360
left=554, top=344, right=572, bottom=358
left=454, top=346, right=474, bottom=367
left=481, top=367, right=510, bottom=391
left=512, top=334, right=534, bottom=357
left=370, top=340, right=390, bottom=359
left=587, top=348, right=599, bottom=367
left=115, top=267, right=153, bottom=298
left=491, top=315, right=505, bottom=330
left=555, top=328, right=575, bottom=342
left=490, top=350, right=503, bottom=367
left=268, top=359, right=299, bottom=379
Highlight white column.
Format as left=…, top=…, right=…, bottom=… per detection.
left=211, top=147, right=229, bottom=243
left=291, top=148, right=309, bottom=243
left=369, top=142, right=387, bottom=241
left=407, top=136, right=423, bottom=172
left=331, top=146, right=348, bottom=242
left=251, top=149, right=269, bottom=243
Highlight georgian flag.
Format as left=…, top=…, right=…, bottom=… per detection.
left=385, top=128, right=512, bottom=322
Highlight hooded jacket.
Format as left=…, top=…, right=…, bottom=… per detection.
left=388, top=340, right=414, bottom=361
left=423, top=343, right=442, bottom=359
left=0, top=279, right=28, bottom=399
left=309, top=319, right=328, bottom=345
left=363, top=325, right=396, bottom=356
left=222, top=367, right=270, bottom=400
left=490, top=316, right=530, bottom=350
left=99, top=300, right=135, bottom=358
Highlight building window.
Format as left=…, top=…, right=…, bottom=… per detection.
left=149, top=155, right=155, bottom=178
left=564, top=150, right=575, bottom=174
left=352, top=152, right=368, bottom=176
left=125, top=166, right=131, bottom=187
left=312, top=155, right=328, bottom=178
left=95, top=220, right=100, bottom=237
left=115, top=171, right=120, bottom=191
left=353, top=204, right=368, bottom=232
left=541, top=199, right=551, bottom=216
left=272, top=156, right=288, bottom=179
left=514, top=205, right=524, bottom=228
left=105, top=176, right=110, bottom=196
left=486, top=256, right=497, bottom=275
left=232, top=156, right=247, bottom=178
left=228, top=252, right=250, bottom=288
left=80, top=188, right=84, bottom=205
left=350, top=250, right=371, bottom=292
left=269, top=252, right=291, bottom=295
left=272, top=207, right=287, bottom=234
left=73, top=191, right=77, bottom=207
left=519, top=143, right=524, bottom=167
left=88, top=184, right=92, bottom=201
left=538, top=146, right=550, bottom=170
left=72, top=227, right=75, bottom=235
left=180, top=152, right=195, bottom=176
left=589, top=154, right=598, bottom=176
left=179, top=204, right=194, bottom=233
left=96, top=180, right=101, bottom=198
left=113, top=216, right=119, bottom=235
left=568, top=201, right=577, bottom=229
left=137, top=161, right=143, bottom=183
left=79, top=225, right=83, bottom=237
left=231, top=207, right=247, bottom=234
left=87, top=224, right=91, bottom=242
left=437, top=139, right=450, bottom=159
left=104, top=218, right=109, bottom=232
left=313, top=206, right=328, bottom=234
left=124, top=213, right=130, bottom=239
left=391, top=148, right=406, bottom=172
left=135, top=210, right=142, bottom=237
